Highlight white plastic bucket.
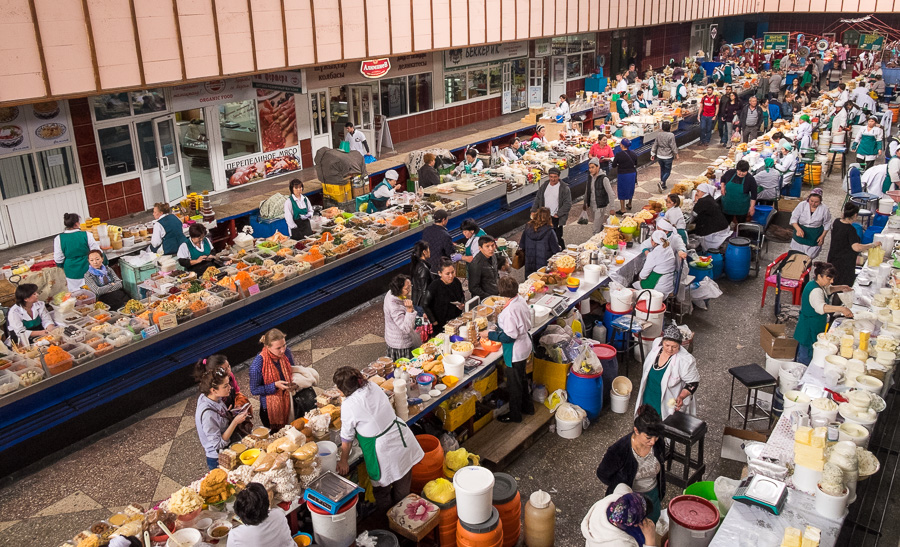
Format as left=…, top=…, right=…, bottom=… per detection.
left=839, top=422, right=870, bottom=447
left=556, top=413, right=583, bottom=438
left=782, top=390, right=811, bottom=415
left=637, top=289, right=665, bottom=311
left=815, top=485, right=849, bottom=519
left=610, top=391, right=629, bottom=414
left=634, top=336, right=656, bottom=360
left=778, top=361, right=806, bottom=392
left=610, top=289, right=634, bottom=313
left=765, top=354, right=793, bottom=378
left=453, top=466, right=495, bottom=525
left=310, top=495, right=358, bottom=547
left=879, top=197, right=894, bottom=215
left=317, top=441, right=338, bottom=473
left=584, top=264, right=603, bottom=284
left=811, top=341, right=837, bottom=368
left=443, top=354, right=465, bottom=379
left=636, top=301, right=666, bottom=338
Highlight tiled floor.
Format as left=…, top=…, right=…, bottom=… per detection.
left=3, top=139, right=899, bottom=546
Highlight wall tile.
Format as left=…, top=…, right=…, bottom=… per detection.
left=126, top=194, right=145, bottom=215
left=84, top=183, right=106, bottom=206
left=107, top=198, right=128, bottom=219
left=88, top=202, right=109, bottom=222
left=123, top=178, right=142, bottom=196
left=104, top=182, right=124, bottom=200
left=81, top=163, right=102, bottom=186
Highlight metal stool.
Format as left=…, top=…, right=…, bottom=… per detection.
left=826, top=146, right=847, bottom=179
left=727, top=364, right=777, bottom=430
left=850, top=196, right=878, bottom=229
left=662, top=411, right=707, bottom=488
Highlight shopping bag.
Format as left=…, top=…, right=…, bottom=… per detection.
left=578, top=210, right=589, bottom=225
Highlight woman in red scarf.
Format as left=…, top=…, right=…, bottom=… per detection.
left=249, top=329, right=296, bottom=429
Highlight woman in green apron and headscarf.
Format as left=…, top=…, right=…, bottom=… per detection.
left=335, top=367, right=424, bottom=518
left=54, top=213, right=102, bottom=292
left=647, top=72, right=660, bottom=98
left=851, top=116, right=884, bottom=170
left=790, top=189, right=832, bottom=259
left=720, top=159, right=758, bottom=226
left=634, top=230, right=677, bottom=297
left=284, top=178, right=314, bottom=238
left=614, top=94, right=631, bottom=120
left=793, top=262, right=853, bottom=365
left=8, top=283, right=56, bottom=346
left=753, top=157, right=781, bottom=201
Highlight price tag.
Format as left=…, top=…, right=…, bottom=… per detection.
left=248, top=284, right=260, bottom=295
left=158, top=315, right=178, bottom=331
left=142, top=325, right=160, bottom=338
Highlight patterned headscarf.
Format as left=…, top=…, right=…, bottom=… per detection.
left=808, top=188, right=823, bottom=201
left=606, top=493, right=648, bottom=530
left=663, top=323, right=684, bottom=344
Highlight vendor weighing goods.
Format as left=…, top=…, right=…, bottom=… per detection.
left=303, top=470, right=364, bottom=514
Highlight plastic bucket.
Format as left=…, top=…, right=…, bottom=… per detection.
left=765, top=354, right=793, bottom=378
left=584, top=264, right=603, bottom=284
left=309, top=495, right=358, bottom=547
left=556, top=413, right=583, bottom=439
left=709, top=250, right=724, bottom=280
left=724, top=237, right=751, bottom=281
left=683, top=481, right=718, bottom=501
left=782, top=390, right=811, bottom=414
left=317, top=441, right=338, bottom=473
left=453, top=466, right=495, bottom=526
left=814, top=485, right=849, bottom=519
left=610, top=289, right=634, bottom=312
left=778, top=361, right=806, bottom=392
left=751, top=204, right=773, bottom=225
left=566, top=370, right=604, bottom=420
left=811, top=341, right=837, bottom=367
left=457, top=507, right=503, bottom=547
left=610, top=391, right=630, bottom=413
left=668, top=495, right=719, bottom=547
left=365, top=530, right=400, bottom=546
left=636, top=300, right=666, bottom=338
left=636, top=289, right=665, bottom=310
left=772, top=388, right=784, bottom=419
left=411, top=435, right=445, bottom=494
left=603, top=304, right=633, bottom=350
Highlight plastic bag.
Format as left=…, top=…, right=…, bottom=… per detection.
left=555, top=402, right=586, bottom=421
left=573, top=343, right=603, bottom=375
left=578, top=209, right=590, bottom=225
left=691, top=277, right=723, bottom=301
left=714, top=477, right=742, bottom=516
left=544, top=389, right=568, bottom=412
left=444, top=448, right=480, bottom=474
left=423, top=478, right=456, bottom=504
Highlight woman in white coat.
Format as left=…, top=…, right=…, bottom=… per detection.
left=335, top=366, right=423, bottom=518
left=634, top=231, right=677, bottom=297
left=634, top=325, right=699, bottom=420
left=283, top=179, right=314, bottom=239
left=795, top=115, right=814, bottom=151
left=483, top=277, right=534, bottom=423
left=641, top=218, right=686, bottom=259
left=776, top=140, right=799, bottom=188
left=790, top=188, right=832, bottom=259
left=582, top=484, right=659, bottom=547
left=663, top=194, right=687, bottom=245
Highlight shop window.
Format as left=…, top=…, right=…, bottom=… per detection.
left=0, top=154, right=38, bottom=199
left=131, top=90, right=167, bottom=116
left=0, top=146, right=78, bottom=199
left=97, top=125, right=137, bottom=178
left=135, top=121, right=159, bottom=171
left=218, top=100, right=261, bottom=160
left=562, top=33, right=598, bottom=81
left=582, top=52, right=596, bottom=76
left=91, top=89, right=166, bottom=121
left=467, top=69, right=488, bottom=99
left=444, top=61, right=526, bottom=106
left=567, top=55, right=582, bottom=79
left=408, top=73, right=433, bottom=114
left=35, top=147, right=77, bottom=190
left=379, top=77, right=410, bottom=118
left=445, top=73, right=466, bottom=104
left=489, top=66, right=502, bottom=95
left=552, top=37, right=568, bottom=56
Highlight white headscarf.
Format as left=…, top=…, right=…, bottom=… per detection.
left=651, top=230, right=669, bottom=245
left=656, top=217, right=675, bottom=232
left=696, top=183, right=716, bottom=197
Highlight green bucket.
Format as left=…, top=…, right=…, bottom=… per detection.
left=683, top=481, right=717, bottom=501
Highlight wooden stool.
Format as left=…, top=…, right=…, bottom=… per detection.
left=728, top=364, right=777, bottom=430
left=662, top=411, right=707, bottom=488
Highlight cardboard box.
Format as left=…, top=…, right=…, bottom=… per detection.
left=760, top=324, right=798, bottom=359
left=778, top=197, right=802, bottom=212
left=721, top=427, right=769, bottom=461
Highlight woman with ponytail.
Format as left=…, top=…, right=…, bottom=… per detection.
left=793, top=262, right=853, bottom=365
left=334, top=366, right=423, bottom=518
left=54, top=212, right=103, bottom=291
left=249, top=329, right=297, bottom=429
left=195, top=362, right=250, bottom=470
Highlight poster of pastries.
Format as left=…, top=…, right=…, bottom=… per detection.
left=256, top=91, right=297, bottom=152
left=0, top=100, right=71, bottom=156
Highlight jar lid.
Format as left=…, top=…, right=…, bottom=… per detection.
left=729, top=237, right=750, bottom=246
left=667, top=495, right=719, bottom=530
left=591, top=344, right=617, bottom=361
left=492, top=473, right=519, bottom=504
left=459, top=507, right=499, bottom=534
left=529, top=490, right=552, bottom=509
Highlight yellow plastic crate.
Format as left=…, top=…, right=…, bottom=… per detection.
left=323, top=183, right=352, bottom=202
left=436, top=394, right=476, bottom=431
left=473, top=412, right=493, bottom=433
left=473, top=370, right=498, bottom=397
left=533, top=357, right=569, bottom=394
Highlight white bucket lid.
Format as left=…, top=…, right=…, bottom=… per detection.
left=453, top=466, right=494, bottom=495
left=529, top=490, right=552, bottom=508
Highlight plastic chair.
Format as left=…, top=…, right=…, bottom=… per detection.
left=736, top=223, right=765, bottom=277
left=845, top=165, right=879, bottom=228
left=760, top=252, right=812, bottom=308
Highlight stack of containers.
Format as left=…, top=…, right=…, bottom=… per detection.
left=411, top=435, right=445, bottom=493
left=454, top=467, right=502, bottom=547
left=491, top=473, right=521, bottom=547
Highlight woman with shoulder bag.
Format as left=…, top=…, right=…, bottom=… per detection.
left=195, top=364, right=251, bottom=470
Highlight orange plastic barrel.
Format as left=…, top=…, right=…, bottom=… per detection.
left=425, top=495, right=459, bottom=547
left=411, top=435, right=444, bottom=493
left=491, top=473, right=521, bottom=547
left=890, top=105, right=899, bottom=123
left=456, top=508, right=504, bottom=547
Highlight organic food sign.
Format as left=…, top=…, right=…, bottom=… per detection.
left=224, top=145, right=301, bottom=188
left=858, top=34, right=884, bottom=51
left=764, top=33, right=790, bottom=51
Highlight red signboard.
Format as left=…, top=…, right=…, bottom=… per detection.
left=360, top=58, right=391, bottom=79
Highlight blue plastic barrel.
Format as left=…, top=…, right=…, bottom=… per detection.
left=874, top=212, right=890, bottom=228
left=592, top=344, right=618, bottom=411
left=688, top=263, right=713, bottom=283
left=725, top=237, right=751, bottom=281
left=752, top=204, right=773, bottom=225
left=862, top=224, right=884, bottom=244
left=603, top=304, right=633, bottom=350
left=786, top=181, right=802, bottom=197
left=566, top=370, right=604, bottom=420
left=709, top=250, right=725, bottom=280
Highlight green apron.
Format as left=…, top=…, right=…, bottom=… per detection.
left=792, top=224, right=824, bottom=248
left=290, top=195, right=313, bottom=237
left=642, top=362, right=667, bottom=415
left=884, top=173, right=894, bottom=194
left=721, top=173, right=751, bottom=216
left=634, top=100, right=649, bottom=110
left=22, top=315, right=42, bottom=331
left=57, top=231, right=91, bottom=280
left=464, top=229, right=487, bottom=256
left=617, top=100, right=629, bottom=119
left=369, top=180, right=393, bottom=211
left=357, top=418, right=411, bottom=482
left=640, top=271, right=664, bottom=289
left=677, top=229, right=688, bottom=245
left=856, top=133, right=881, bottom=157
left=794, top=281, right=828, bottom=348
left=187, top=238, right=212, bottom=260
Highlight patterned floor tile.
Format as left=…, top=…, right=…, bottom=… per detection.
left=0, top=523, right=17, bottom=535
left=34, top=492, right=103, bottom=517
left=147, top=398, right=188, bottom=420
left=140, top=441, right=173, bottom=472
left=312, top=347, right=341, bottom=363
left=348, top=333, right=385, bottom=346
left=152, top=475, right=184, bottom=505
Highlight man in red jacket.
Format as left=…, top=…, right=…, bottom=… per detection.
left=699, top=86, right=719, bottom=145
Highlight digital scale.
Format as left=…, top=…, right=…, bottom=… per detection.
left=303, top=471, right=364, bottom=514
left=533, top=294, right=569, bottom=316
left=732, top=475, right=789, bottom=515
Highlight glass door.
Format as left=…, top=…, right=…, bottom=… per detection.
left=501, top=62, right=512, bottom=114
left=152, top=115, right=186, bottom=204
left=528, top=58, right=544, bottom=108
left=309, top=90, right=332, bottom=161
left=550, top=56, right=567, bottom=104
left=348, top=85, right=375, bottom=146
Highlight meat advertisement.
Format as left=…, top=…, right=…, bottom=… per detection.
left=225, top=146, right=301, bottom=187
left=257, top=90, right=297, bottom=152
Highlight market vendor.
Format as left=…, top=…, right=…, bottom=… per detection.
left=720, top=160, right=758, bottom=225
left=692, top=183, right=731, bottom=251
left=83, top=250, right=130, bottom=311
left=384, top=274, right=420, bottom=360
left=453, top=148, right=484, bottom=175
left=711, top=64, right=726, bottom=87
left=177, top=224, right=218, bottom=277
left=482, top=277, right=534, bottom=423
left=790, top=189, right=832, bottom=259
left=555, top=94, right=571, bottom=122
left=635, top=325, right=699, bottom=420
left=334, top=366, right=424, bottom=518
left=646, top=71, right=659, bottom=98
left=229, top=482, right=295, bottom=546
left=531, top=124, right=549, bottom=145
left=795, top=114, right=814, bottom=151
left=614, top=94, right=631, bottom=119
left=149, top=202, right=187, bottom=256
left=776, top=139, right=799, bottom=188
left=632, top=90, right=649, bottom=112
left=663, top=194, right=688, bottom=245
left=468, top=236, right=506, bottom=300
left=582, top=485, right=659, bottom=547
left=614, top=73, right=629, bottom=94
left=752, top=157, right=782, bottom=202
left=851, top=116, right=883, bottom=170
left=460, top=218, right=486, bottom=264
left=54, top=213, right=102, bottom=291
left=194, top=364, right=250, bottom=470
left=283, top=178, right=314, bottom=238
left=634, top=231, right=677, bottom=296
left=344, top=122, right=369, bottom=156
left=794, top=262, right=853, bottom=365
left=828, top=202, right=880, bottom=287
left=369, top=169, right=401, bottom=211
left=596, top=406, right=666, bottom=523
left=830, top=101, right=853, bottom=145
left=423, top=258, right=464, bottom=332
left=589, top=138, right=615, bottom=167
left=499, top=139, right=526, bottom=163
left=672, top=77, right=688, bottom=102
left=249, top=329, right=297, bottom=430
left=643, top=218, right=686, bottom=259
left=7, top=283, right=55, bottom=346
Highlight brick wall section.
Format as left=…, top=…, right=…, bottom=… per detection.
left=70, top=97, right=145, bottom=222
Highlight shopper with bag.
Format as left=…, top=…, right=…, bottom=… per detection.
left=583, top=158, right=616, bottom=231
left=531, top=167, right=572, bottom=247
left=519, top=207, right=561, bottom=276
left=195, top=363, right=250, bottom=470
left=249, top=329, right=298, bottom=430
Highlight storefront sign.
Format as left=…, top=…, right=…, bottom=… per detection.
left=0, top=100, right=71, bottom=157
left=306, top=54, right=432, bottom=88
left=535, top=39, right=552, bottom=57
left=171, top=77, right=256, bottom=111
left=444, top=42, right=529, bottom=68
left=858, top=34, right=884, bottom=51
left=224, top=145, right=302, bottom=188
left=764, top=33, right=790, bottom=51
left=251, top=71, right=304, bottom=93
left=361, top=58, right=391, bottom=78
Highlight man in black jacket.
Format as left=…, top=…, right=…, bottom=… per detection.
left=420, top=209, right=457, bottom=272
left=583, top=158, right=615, bottom=232
left=468, top=236, right=506, bottom=300
left=738, top=96, right=763, bottom=143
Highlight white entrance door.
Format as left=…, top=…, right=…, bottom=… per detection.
left=152, top=115, right=187, bottom=204
left=528, top=58, right=544, bottom=108
left=550, top=56, right=567, bottom=103
left=501, top=62, right=512, bottom=114
left=348, top=85, right=376, bottom=146
left=309, top=90, right=332, bottom=161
